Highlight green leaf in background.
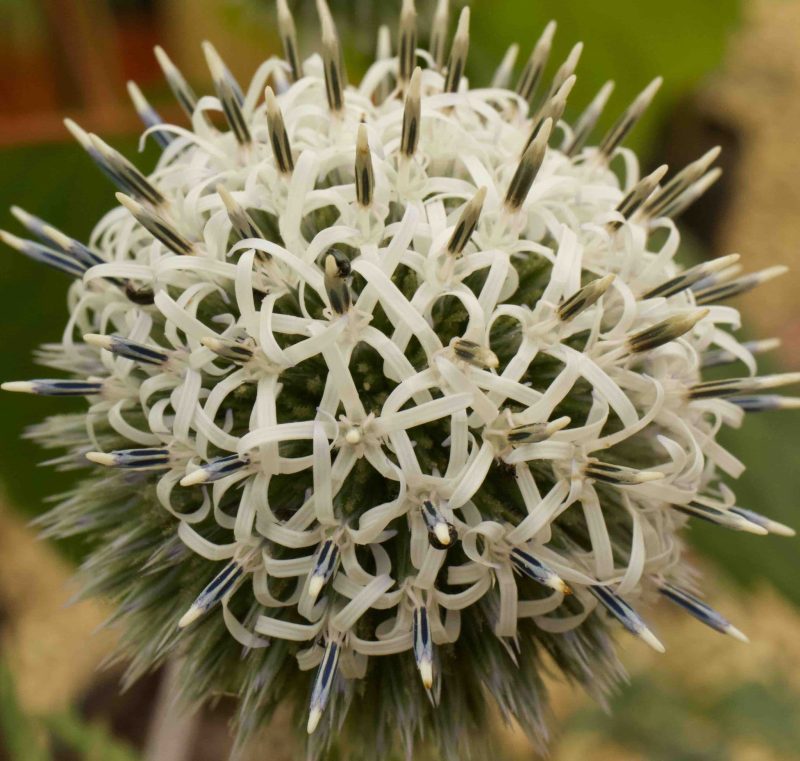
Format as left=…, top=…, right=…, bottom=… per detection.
left=565, top=673, right=800, bottom=761
left=0, top=659, right=49, bottom=761
left=0, top=657, right=141, bottom=761
left=44, top=712, right=141, bottom=761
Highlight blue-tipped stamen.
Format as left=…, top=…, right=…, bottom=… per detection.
left=589, top=585, right=665, bottom=652
left=505, top=416, right=571, bottom=446
left=701, top=338, right=781, bottom=368
left=307, top=637, right=340, bottom=734
left=672, top=500, right=768, bottom=535
left=116, top=193, right=195, bottom=256
left=510, top=548, right=570, bottom=594
left=86, top=448, right=171, bottom=471
left=688, top=373, right=800, bottom=400
left=201, top=335, right=257, bottom=365
left=307, top=538, right=340, bottom=602
left=203, top=42, right=251, bottom=145
left=658, top=582, right=748, bottom=641
left=412, top=605, right=434, bottom=689
left=84, top=333, right=170, bottom=366
left=421, top=499, right=457, bottom=549
left=154, top=45, right=200, bottom=120
left=643, top=253, right=740, bottom=300
left=65, top=121, right=165, bottom=206
left=584, top=461, right=664, bottom=486
left=178, top=560, right=245, bottom=628
left=127, top=81, right=173, bottom=148
left=39, top=225, right=105, bottom=268
left=1, top=379, right=103, bottom=396
left=217, top=185, right=264, bottom=241
left=181, top=453, right=251, bottom=486
left=729, top=395, right=800, bottom=412
left=1, top=231, right=87, bottom=278
left=728, top=507, right=795, bottom=537
left=694, top=265, right=788, bottom=305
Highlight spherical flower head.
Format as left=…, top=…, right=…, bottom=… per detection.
left=2, top=1, right=796, bottom=758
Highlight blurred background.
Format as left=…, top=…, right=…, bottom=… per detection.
left=1, top=0, right=799, bottom=759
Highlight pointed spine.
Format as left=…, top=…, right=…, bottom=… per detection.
left=355, top=123, right=375, bottom=208
left=1, top=379, right=104, bottom=396
left=443, top=7, right=469, bottom=93
left=307, top=638, right=340, bottom=733
left=217, top=185, right=263, bottom=240
left=84, top=333, right=169, bottom=366
left=277, top=0, right=302, bottom=81
left=504, top=118, right=552, bottom=211
left=86, top=448, right=172, bottom=471
left=429, top=0, right=450, bottom=71
left=694, top=265, right=788, bottom=305
left=505, top=416, right=570, bottom=446
left=398, top=0, right=417, bottom=86
left=446, top=187, right=486, bottom=256
left=451, top=338, right=499, bottom=369
left=526, top=75, right=575, bottom=147
left=541, top=41, right=582, bottom=106
left=564, top=80, right=614, bottom=156
left=116, top=193, right=195, bottom=256
left=515, top=21, right=556, bottom=103
left=412, top=605, right=434, bottom=689
left=643, top=254, right=740, bottom=299
left=154, top=46, right=199, bottom=120
left=1, top=230, right=87, bottom=278
left=264, top=86, right=294, bottom=175
left=324, top=252, right=352, bottom=315
left=584, top=461, right=664, bottom=486
left=688, top=373, right=800, bottom=400
left=318, top=0, right=346, bottom=114
left=640, top=147, right=721, bottom=219
left=127, top=81, right=171, bottom=148
left=658, top=582, right=749, bottom=641
left=401, top=67, right=422, bottom=157
left=491, top=44, right=519, bottom=89
left=421, top=500, right=457, bottom=549
left=672, top=500, right=769, bottom=534
left=609, top=165, right=669, bottom=229
left=307, top=538, right=340, bottom=601
left=201, top=335, right=257, bottom=364
left=178, top=560, right=245, bottom=628
left=375, top=25, right=393, bottom=104
left=598, top=78, right=662, bottom=158
left=589, top=585, right=665, bottom=652
left=181, top=454, right=251, bottom=486
left=627, top=309, right=709, bottom=353
left=65, top=120, right=164, bottom=207
left=510, top=548, right=570, bottom=594
left=557, top=274, right=615, bottom=321
left=203, top=42, right=251, bottom=145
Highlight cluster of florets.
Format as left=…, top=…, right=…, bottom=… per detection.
left=2, top=0, right=796, bottom=758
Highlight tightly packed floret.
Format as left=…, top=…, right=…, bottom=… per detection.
left=2, top=0, right=796, bottom=758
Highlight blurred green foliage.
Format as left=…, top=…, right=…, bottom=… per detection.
left=0, top=659, right=140, bottom=761
left=566, top=673, right=800, bottom=760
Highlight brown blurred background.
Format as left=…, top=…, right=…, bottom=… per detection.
left=1, top=1, right=799, bottom=759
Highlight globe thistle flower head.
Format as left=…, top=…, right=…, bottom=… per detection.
left=3, top=1, right=797, bottom=758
